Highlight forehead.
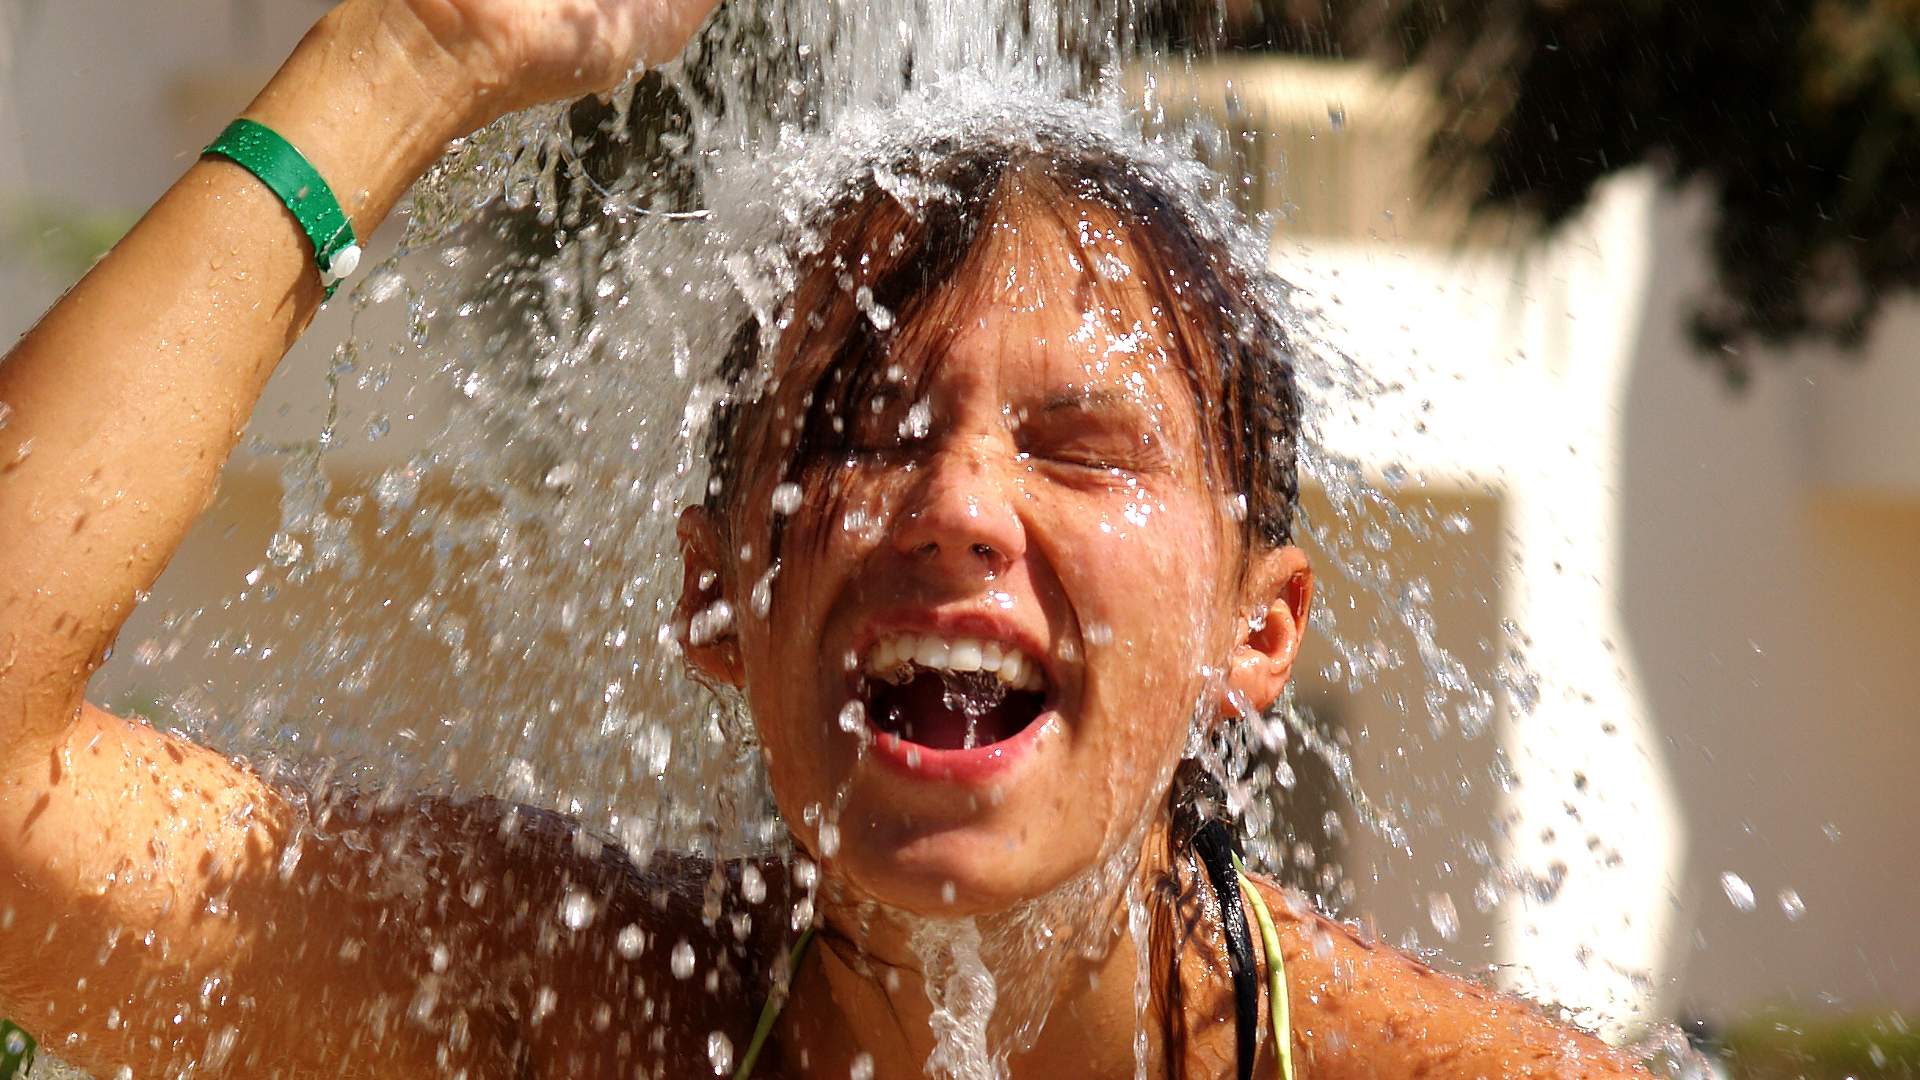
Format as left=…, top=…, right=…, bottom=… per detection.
left=821, top=184, right=1204, bottom=420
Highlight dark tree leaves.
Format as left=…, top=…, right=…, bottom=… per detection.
left=1214, top=0, right=1920, bottom=381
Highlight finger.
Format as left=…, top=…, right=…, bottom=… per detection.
left=633, top=0, right=724, bottom=67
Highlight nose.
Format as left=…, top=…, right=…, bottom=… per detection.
left=890, top=437, right=1025, bottom=580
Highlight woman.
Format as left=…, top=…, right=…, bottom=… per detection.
left=0, top=0, right=1649, bottom=1076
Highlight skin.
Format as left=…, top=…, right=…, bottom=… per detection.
left=0, top=1, right=1650, bottom=1076
left=684, top=181, right=1307, bottom=920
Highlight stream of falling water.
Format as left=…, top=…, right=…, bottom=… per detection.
left=87, top=0, right=1714, bottom=1074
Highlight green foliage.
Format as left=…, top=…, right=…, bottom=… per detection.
left=108, top=690, right=179, bottom=727
left=1719, top=1009, right=1920, bottom=1078
left=2, top=196, right=134, bottom=281
left=0, top=1020, right=35, bottom=1080
left=1219, top=0, right=1920, bottom=381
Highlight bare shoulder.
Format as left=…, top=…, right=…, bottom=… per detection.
left=1244, top=876, right=1651, bottom=1079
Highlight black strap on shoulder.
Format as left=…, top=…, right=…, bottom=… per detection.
left=1193, top=818, right=1258, bottom=1080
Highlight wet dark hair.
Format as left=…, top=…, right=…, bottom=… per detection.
left=702, top=131, right=1302, bottom=560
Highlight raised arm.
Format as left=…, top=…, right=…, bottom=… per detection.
left=0, top=0, right=713, bottom=1074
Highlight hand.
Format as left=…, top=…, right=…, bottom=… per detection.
left=375, top=0, right=722, bottom=127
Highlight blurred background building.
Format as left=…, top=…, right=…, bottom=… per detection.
left=1, top=1, right=1915, bottom=1074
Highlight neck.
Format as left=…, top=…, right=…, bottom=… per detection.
left=779, top=824, right=1186, bottom=1079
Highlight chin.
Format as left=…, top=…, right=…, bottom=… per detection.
left=828, top=811, right=1082, bottom=918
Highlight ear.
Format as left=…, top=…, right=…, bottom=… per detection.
left=676, top=505, right=745, bottom=688
left=1222, top=545, right=1313, bottom=716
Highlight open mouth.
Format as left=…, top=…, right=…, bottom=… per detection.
left=856, top=632, right=1051, bottom=751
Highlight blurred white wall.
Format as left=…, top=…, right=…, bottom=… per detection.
left=1277, top=174, right=1685, bottom=1032
left=1240, top=55, right=1920, bottom=1031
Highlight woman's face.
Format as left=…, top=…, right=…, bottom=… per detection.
left=681, top=189, right=1310, bottom=918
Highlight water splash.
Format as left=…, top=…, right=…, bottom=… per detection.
left=912, top=918, right=1003, bottom=1080
left=91, top=0, right=1647, bottom=1069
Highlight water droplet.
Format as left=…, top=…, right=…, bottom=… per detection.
left=1327, top=102, right=1347, bottom=130
left=837, top=700, right=866, bottom=733
left=1719, top=871, right=1756, bottom=912
left=688, top=600, right=734, bottom=646
left=360, top=265, right=405, bottom=303
left=1777, top=888, right=1805, bottom=921
left=854, top=285, right=894, bottom=331
left=616, top=924, right=646, bottom=959
left=1426, top=891, right=1459, bottom=941
left=750, top=561, right=780, bottom=617
left=740, top=864, right=767, bottom=905
left=409, top=983, right=439, bottom=1023
left=901, top=399, right=932, bottom=440
left=636, top=723, right=672, bottom=775
left=671, top=939, right=696, bottom=979
left=265, top=532, right=303, bottom=567
left=372, top=465, right=421, bottom=515
left=559, top=888, right=596, bottom=930
left=770, top=482, right=803, bottom=515
left=707, top=1030, right=734, bottom=1073
left=850, top=1052, right=876, bottom=1080
left=204, top=1022, right=238, bottom=1069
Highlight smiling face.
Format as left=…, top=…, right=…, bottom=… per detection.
left=681, top=164, right=1311, bottom=919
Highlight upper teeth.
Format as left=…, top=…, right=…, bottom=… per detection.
left=863, top=632, right=1047, bottom=692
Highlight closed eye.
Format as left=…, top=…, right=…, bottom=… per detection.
left=1017, top=420, right=1166, bottom=477
left=1016, top=386, right=1172, bottom=476
left=1032, top=449, right=1132, bottom=472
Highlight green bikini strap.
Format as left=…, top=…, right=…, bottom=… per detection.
left=732, top=925, right=816, bottom=1080
left=1232, top=853, right=1296, bottom=1080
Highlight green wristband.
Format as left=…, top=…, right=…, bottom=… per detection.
left=203, top=118, right=361, bottom=300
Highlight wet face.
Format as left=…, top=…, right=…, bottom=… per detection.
left=681, top=184, right=1310, bottom=918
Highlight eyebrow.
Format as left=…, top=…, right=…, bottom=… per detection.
left=1041, top=387, right=1137, bottom=414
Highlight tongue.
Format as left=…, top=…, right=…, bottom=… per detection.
left=871, top=670, right=1018, bottom=750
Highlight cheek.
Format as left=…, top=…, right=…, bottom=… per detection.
left=1051, top=487, right=1232, bottom=787
left=735, top=474, right=891, bottom=627
left=734, top=473, right=899, bottom=717
left=1062, top=485, right=1226, bottom=655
